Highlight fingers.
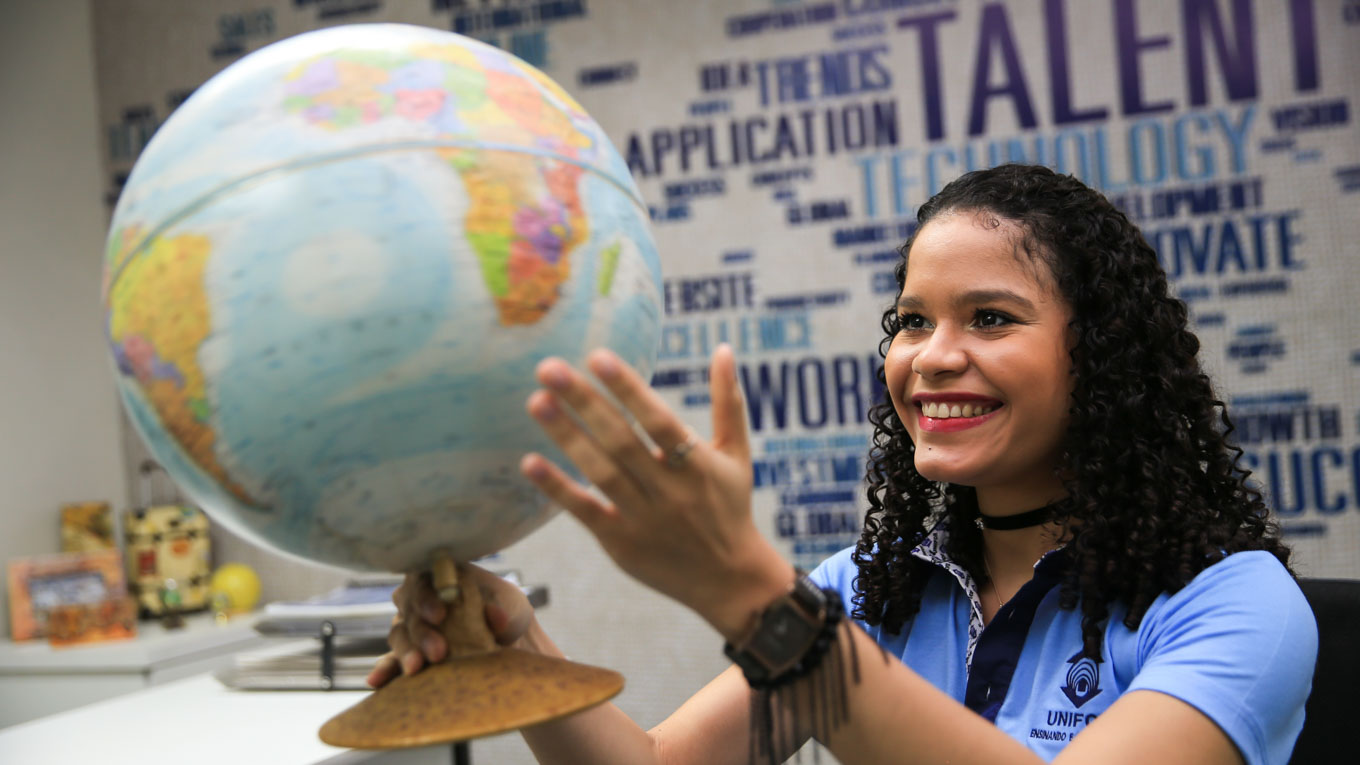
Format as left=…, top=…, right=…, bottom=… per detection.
left=366, top=652, right=401, bottom=688
left=387, top=618, right=427, bottom=676
left=396, top=571, right=447, bottom=624
left=380, top=563, right=541, bottom=684
left=391, top=573, right=446, bottom=669
left=408, top=583, right=446, bottom=665
left=534, top=357, right=666, bottom=484
left=457, top=563, right=535, bottom=645
left=521, top=452, right=618, bottom=535
left=525, top=386, right=651, bottom=510
left=707, top=344, right=749, bottom=459
left=484, top=600, right=530, bottom=647
left=584, top=349, right=695, bottom=461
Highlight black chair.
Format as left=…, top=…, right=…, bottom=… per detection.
left=1288, top=578, right=1360, bottom=764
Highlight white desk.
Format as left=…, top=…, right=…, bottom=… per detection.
left=0, top=672, right=452, bottom=764
left=0, top=612, right=269, bottom=727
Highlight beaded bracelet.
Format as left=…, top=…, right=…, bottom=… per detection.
left=745, top=589, right=861, bottom=765
left=743, top=588, right=845, bottom=689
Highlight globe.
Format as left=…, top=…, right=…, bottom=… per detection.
left=102, top=24, right=663, bottom=574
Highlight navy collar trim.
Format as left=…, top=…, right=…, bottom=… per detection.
left=908, top=518, right=1069, bottom=668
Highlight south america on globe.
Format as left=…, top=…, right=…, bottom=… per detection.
left=103, top=24, right=663, bottom=575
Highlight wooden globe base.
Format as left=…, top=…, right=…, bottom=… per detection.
left=318, top=647, right=624, bottom=749
left=319, top=555, right=623, bottom=749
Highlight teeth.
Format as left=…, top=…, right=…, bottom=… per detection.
left=923, top=402, right=997, bottom=419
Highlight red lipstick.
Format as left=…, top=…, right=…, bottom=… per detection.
left=912, top=392, right=1003, bottom=406
left=917, top=407, right=1002, bottom=432
left=912, top=392, right=1004, bottom=433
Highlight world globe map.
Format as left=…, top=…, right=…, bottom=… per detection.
left=102, top=24, right=662, bottom=573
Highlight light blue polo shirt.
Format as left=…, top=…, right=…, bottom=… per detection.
left=810, top=523, right=1317, bottom=764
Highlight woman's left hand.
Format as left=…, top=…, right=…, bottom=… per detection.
left=520, top=344, right=791, bottom=640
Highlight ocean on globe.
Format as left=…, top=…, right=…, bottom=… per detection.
left=102, top=24, right=663, bottom=573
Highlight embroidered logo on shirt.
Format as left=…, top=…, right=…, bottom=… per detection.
left=1060, top=651, right=1103, bottom=708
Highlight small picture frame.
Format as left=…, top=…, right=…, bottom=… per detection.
left=46, top=597, right=138, bottom=646
left=7, top=549, right=130, bottom=642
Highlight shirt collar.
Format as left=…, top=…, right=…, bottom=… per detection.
left=908, top=516, right=1069, bottom=668
left=909, top=517, right=987, bottom=667
left=909, top=516, right=1070, bottom=573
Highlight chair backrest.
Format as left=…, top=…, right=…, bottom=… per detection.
left=1288, top=578, right=1360, bottom=765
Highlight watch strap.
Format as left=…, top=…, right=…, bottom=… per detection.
left=723, top=570, right=831, bottom=686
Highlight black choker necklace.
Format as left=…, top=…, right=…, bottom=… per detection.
left=974, top=503, right=1057, bottom=531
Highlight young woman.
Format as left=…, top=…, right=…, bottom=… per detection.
left=370, top=164, right=1316, bottom=764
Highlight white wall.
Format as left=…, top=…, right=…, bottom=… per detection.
left=0, top=2, right=349, bottom=634
left=0, top=0, right=131, bottom=638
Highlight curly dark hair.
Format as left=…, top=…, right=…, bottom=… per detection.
left=853, top=163, right=1291, bottom=658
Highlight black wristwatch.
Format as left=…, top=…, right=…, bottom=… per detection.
left=723, top=571, right=829, bottom=685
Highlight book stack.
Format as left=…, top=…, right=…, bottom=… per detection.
left=254, top=580, right=401, bottom=639
left=214, top=635, right=390, bottom=691
left=214, top=574, right=546, bottom=691
left=215, top=578, right=398, bottom=691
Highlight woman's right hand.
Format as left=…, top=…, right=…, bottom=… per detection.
left=365, top=563, right=536, bottom=688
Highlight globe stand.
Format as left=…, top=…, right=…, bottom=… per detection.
left=318, top=555, right=624, bottom=749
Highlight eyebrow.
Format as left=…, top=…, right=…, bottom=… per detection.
left=896, top=289, right=1037, bottom=313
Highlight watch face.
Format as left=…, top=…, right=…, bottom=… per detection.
left=750, top=600, right=821, bottom=669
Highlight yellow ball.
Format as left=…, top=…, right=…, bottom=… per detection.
left=209, top=563, right=261, bottom=613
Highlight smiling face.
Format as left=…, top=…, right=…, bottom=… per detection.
left=885, top=211, right=1074, bottom=512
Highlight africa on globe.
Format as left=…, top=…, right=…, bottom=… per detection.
left=102, top=24, right=663, bottom=574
